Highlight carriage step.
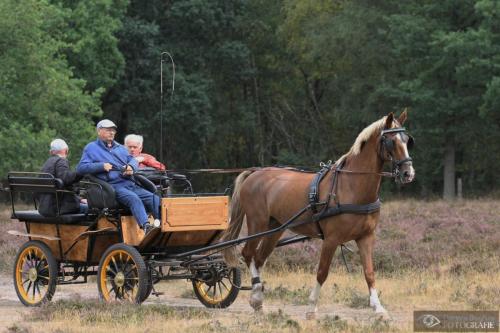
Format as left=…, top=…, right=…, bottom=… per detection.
left=239, top=286, right=252, bottom=291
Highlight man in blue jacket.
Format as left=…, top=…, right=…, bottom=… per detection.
left=77, top=119, right=160, bottom=234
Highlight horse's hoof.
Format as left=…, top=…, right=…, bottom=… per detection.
left=249, top=298, right=263, bottom=311
left=373, top=309, right=390, bottom=321
left=306, top=311, right=316, bottom=320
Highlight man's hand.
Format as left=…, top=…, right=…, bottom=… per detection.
left=123, top=164, right=133, bottom=176
left=103, top=163, right=113, bottom=172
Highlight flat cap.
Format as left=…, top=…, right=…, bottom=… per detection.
left=96, top=119, right=117, bottom=129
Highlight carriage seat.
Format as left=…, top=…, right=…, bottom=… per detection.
left=12, top=210, right=92, bottom=224
left=7, top=172, right=95, bottom=224
left=81, top=174, right=157, bottom=210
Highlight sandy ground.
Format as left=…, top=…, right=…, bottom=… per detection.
left=0, top=274, right=414, bottom=332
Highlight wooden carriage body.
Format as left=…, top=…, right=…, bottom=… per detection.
left=10, top=184, right=229, bottom=264
left=7, top=172, right=239, bottom=308
left=19, top=196, right=229, bottom=264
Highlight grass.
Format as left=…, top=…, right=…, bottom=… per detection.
left=1, top=199, right=500, bottom=332
left=3, top=266, right=499, bottom=333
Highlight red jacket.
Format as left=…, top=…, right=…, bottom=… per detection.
left=138, top=153, right=166, bottom=170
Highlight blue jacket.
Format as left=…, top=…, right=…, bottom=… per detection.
left=77, top=139, right=138, bottom=188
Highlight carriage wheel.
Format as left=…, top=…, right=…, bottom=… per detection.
left=97, top=244, right=147, bottom=304
left=13, top=241, right=57, bottom=306
left=192, top=266, right=241, bottom=308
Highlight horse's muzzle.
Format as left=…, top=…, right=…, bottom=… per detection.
left=400, top=163, right=415, bottom=184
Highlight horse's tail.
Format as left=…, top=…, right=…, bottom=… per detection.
left=222, top=170, right=254, bottom=267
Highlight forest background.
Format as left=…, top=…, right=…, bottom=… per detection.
left=2, top=0, right=500, bottom=199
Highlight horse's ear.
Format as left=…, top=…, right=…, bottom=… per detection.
left=385, top=113, right=394, bottom=129
left=398, top=108, right=408, bottom=125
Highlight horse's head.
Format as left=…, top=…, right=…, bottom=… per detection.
left=380, top=111, right=415, bottom=184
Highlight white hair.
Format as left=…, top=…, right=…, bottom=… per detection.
left=50, top=138, right=68, bottom=153
left=124, top=134, right=143, bottom=146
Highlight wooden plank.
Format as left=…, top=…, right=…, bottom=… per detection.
left=165, top=230, right=219, bottom=247
left=161, top=196, right=229, bottom=232
left=89, top=217, right=120, bottom=263
left=121, top=216, right=144, bottom=246
left=138, top=228, right=162, bottom=249
left=28, top=223, right=89, bottom=262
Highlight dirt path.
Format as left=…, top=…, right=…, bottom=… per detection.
left=0, top=275, right=413, bottom=332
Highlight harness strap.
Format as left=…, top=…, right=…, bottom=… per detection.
left=312, top=199, right=382, bottom=223
left=308, top=163, right=332, bottom=213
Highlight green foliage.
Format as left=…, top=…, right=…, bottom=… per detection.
left=384, top=0, right=500, bottom=193
left=0, top=0, right=100, bottom=176
left=3, top=0, right=500, bottom=196
left=58, top=0, right=129, bottom=92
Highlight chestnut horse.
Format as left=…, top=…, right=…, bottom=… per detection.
left=222, top=111, right=415, bottom=318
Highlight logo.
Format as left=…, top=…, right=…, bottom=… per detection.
left=418, top=314, right=441, bottom=328
left=414, top=311, right=499, bottom=332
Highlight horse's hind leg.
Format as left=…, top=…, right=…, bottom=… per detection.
left=245, top=229, right=285, bottom=310
left=356, top=232, right=388, bottom=316
left=241, top=215, right=271, bottom=311
left=307, top=237, right=340, bottom=319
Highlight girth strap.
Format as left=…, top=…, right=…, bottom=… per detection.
left=312, top=199, right=382, bottom=223
left=308, top=164, right=332, bottom=213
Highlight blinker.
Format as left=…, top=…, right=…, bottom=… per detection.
left=382, top=136, right=394, bottom=152
left=407, top=135, right=414, bottom=150
left=381, top=127, right=414, bottom=151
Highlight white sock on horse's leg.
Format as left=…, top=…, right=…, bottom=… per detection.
left=369, top=288, right=387, bottom=313
left=249, top=259, right=263, bottom=311
left=306, top=282, right=321, bottom=319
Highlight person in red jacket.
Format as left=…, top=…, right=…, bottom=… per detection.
left=124, top=134, right=166, bottom=170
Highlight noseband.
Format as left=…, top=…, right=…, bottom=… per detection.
left=380, top=127, right=414, bottom=181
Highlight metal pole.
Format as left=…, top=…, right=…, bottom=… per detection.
left=160, top=52, right=175, bottom=165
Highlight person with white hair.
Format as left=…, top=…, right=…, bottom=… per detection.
left=38, top=139, right=88, bottom=217
left=124, top=134, right=166, bottom=170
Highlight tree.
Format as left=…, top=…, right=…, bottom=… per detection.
left=57, top=0, right=129, bottom=92
left=0, top=0, right=101, bottom=176
left=386, top=0, right=500, bottom=198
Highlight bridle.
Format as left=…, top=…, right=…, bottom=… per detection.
left=380, top=127, right=414, bottom=182
left=333, top=127, right=414, bottom=181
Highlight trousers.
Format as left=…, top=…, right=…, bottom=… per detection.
left=114, top=184, right=160, bottom=227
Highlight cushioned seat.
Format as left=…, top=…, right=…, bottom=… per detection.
left=12, top=210, right=95, bottom=225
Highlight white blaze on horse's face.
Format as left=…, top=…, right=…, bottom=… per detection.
left=395, top=132, right=415, bottom=183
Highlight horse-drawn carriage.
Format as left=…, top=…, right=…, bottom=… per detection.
left=6, top=112, right=415, bottom=319
left=7, top=170, right=241, bottom=307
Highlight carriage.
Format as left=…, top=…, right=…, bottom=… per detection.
left=6, top=170, right=241, bottom=307
left=6, top=111, right=415, bottom=318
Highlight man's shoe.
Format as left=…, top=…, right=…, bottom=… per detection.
left=143, top=223, right=157, bottom=236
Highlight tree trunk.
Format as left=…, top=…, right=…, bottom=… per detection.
left=443, top=141, right=456, bottom=200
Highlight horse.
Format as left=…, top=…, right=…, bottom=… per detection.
left=221, top=111, right=415, bottom=319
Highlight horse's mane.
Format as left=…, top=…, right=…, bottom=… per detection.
left=336, top=116, right=387, bottom=166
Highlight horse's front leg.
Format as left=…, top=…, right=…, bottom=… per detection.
left=307, top=238, right=339, bottom=319
left=356, top=232, right=388, bottom=315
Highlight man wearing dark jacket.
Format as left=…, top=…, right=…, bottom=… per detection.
left=38, top=139, right=87, bottom=217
